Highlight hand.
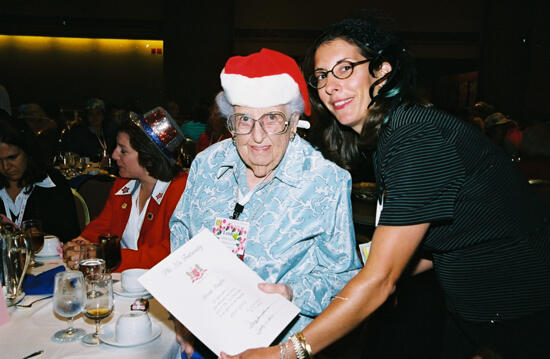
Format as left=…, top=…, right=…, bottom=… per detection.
left=62, top=236, right=90, bottom=269
left=257, top=282, right=293, bottom=301
left=219, top=345, right=280, bottom=359
left=0, top=214, right=17, bottom=228
left=174, top=319, right=196, bottom=358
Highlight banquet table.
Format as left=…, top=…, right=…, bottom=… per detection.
left=1, top=261, right=180, bottom=359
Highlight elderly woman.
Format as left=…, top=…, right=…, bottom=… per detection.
left=0, top=115, right=79, bottom=242
left=169, top=48, right=361, bottom=358
left=64, top=108, right=187, bottom=272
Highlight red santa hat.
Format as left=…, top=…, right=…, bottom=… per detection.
left=220, top=48, right=311, bottom=128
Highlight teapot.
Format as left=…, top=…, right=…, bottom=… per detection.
left=1, top=224, right=31, bottom=306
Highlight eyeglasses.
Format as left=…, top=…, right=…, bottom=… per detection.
left=227, top=112, right=290, bottom=135
left=308, top=59, right=370, bottom=89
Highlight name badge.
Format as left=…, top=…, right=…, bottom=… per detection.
left=213, top=218, right=249, bottom=260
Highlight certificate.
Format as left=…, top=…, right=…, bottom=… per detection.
left=139, top=228, right=300, bottom=355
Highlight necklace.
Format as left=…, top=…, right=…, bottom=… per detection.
left=92, top=127, right=108, bottom=154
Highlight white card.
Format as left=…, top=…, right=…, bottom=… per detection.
left=139, top=228, right=300, bottom=355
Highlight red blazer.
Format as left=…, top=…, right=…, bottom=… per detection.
left=80, top=172, right=187, bottom=272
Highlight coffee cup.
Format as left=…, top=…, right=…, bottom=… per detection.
left=36, top=235, right=61, bottom=257
left=121, top=268, right=147, bottom=293
left=115, top=311, right=152, bottom=344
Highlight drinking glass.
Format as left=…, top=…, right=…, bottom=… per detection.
left=21, top=219, right=44, bottom=268
left=78, top=243, right=106, bottom=280
left=53, top=271, right=86, bottom=342
left=82, top=273, right=114, bottom=345
left=98, top=234, right=121, bottom=272
left=65, top=152, right=79, bottom=178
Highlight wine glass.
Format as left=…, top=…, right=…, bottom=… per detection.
left=82, top=273, right=114, bottom=345
left=53, top=271, right=86, bottom=342
left=79, top=243, right=106, bottom=280
left=21, top=219, right=44, bottom=268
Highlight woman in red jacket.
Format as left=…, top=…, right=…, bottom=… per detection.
left=64, top=107, right=187, bottom=272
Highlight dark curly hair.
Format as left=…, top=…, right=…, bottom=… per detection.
left=0, top=114, right=48, bottom=192
left=117, top=118, right=180, bottom=182
left=303, top=18, right=423, bottom=170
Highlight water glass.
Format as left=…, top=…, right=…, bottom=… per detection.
left=53, top=271, right=86, bottom=342
left=78, top=243, right=106, bottom=280
left=82, top=273, right=114, bottom=345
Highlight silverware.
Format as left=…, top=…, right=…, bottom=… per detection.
left=22, top=350, right=44, bottom=359
left=16, top=295, right=53, bottom=308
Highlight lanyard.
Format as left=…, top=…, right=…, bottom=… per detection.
left=231, top=170, right=273, bottom=220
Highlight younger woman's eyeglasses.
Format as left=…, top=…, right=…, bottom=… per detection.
left=308, top=59, right=370, bottom=89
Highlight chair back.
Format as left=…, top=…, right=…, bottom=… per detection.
left=71, top=188, right=90, bottom=231
left=78, top=175, right=115, bottom=221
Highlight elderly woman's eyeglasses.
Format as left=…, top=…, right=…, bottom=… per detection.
left=308, top=59, right=370, bottom=89
left=227, top=112, right=290, bottom=135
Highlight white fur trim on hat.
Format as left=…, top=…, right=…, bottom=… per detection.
left=221, top=70, right=301, bottom=109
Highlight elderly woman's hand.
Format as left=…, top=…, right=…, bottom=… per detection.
left=62, top=236, right=90, bottom=269
left=219, top=346, right=280, bottom=359
left=257, top=282, right=293, bottom=301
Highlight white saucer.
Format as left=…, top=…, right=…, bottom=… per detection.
left=35, top=253, right=60, bottom=259
left=99, top=323, right=161, bottom=347
left=113, top=282, right=151, bottom=299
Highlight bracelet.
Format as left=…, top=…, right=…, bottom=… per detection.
left=284, top=340, right=292, bottom=359
left=295, top=331, right=313, bottom=358
left=290, top=335, right=305, bottom=359
left=279, top=343, right=287, bottom=359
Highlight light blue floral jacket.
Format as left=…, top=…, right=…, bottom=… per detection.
left=170, top=136, right=361, bottom=338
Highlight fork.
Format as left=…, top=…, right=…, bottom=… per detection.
left=16, top=295, right=53, bottom=308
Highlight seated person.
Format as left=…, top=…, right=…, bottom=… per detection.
left=169, top=49, right=362, bottom=358
left=196, top=103, right=231, bottom=153
left=66, top=98, right=117, bottom=162
left=17, top=103, right=59, bottom=164
left=484, top=112, right=519, bottom=158
left=0, top=116, right=79, bottom=242
left=64, top=107, right=187, bottom=272
left=180, top=101, right=207, bottom=141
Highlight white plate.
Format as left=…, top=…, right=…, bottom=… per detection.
left=113, top=282, right=151, bottom=299
left=99, top=323, right=161, bottom=347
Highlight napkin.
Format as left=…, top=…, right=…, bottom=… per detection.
left=0, top=287, right=10, bottom=325
left=182, top=351, right=205, bottom=359
left=22, top=265, right=66, bottom=295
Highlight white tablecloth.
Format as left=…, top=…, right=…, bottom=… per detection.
left=1, top=267, right=180, bottom=359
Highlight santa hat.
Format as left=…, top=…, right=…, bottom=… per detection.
left=220, top=48, right=311, bottom=129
